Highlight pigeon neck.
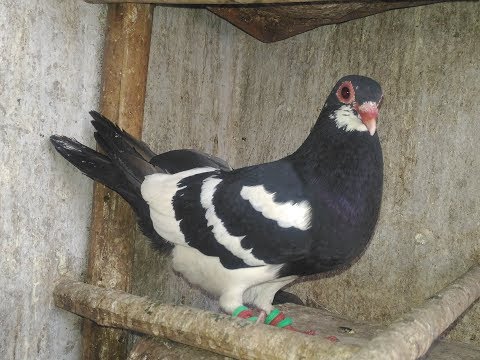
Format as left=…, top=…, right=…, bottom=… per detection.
left=288, top=109, right=381, bottom=178
left=291, top=110, right=345, bottom=159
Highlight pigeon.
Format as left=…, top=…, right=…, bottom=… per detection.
left=50, top=75, right=383, bottom=333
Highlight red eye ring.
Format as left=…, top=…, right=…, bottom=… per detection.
left=336, top=81, right=355, bottom=104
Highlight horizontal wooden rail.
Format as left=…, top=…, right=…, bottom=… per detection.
left=85, top=0, right=441, bottom=5
left=353, top=265, right=480, bottom=360
left=54, top=265, right=479, bottom=359
left=84, top=1, right=465, bottom=43
left=54, top=280, right=359, bottom=360
left=128, top=337, right=228, bottom=359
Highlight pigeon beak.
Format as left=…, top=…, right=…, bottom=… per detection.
left=357, top=102, right=378, bottom=136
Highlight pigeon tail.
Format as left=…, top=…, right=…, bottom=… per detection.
left=90, top=110, right=160, bottom=188
left=50, top=131, right=170, bottom=251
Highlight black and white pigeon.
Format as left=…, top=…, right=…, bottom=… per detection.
left=51, top=75, right=383, bottom=332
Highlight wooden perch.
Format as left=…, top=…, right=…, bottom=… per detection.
left=85, top=0, right=402, bottom=4
left=54, top=280, right=359, bottom=360
left=128, top=337, right=228, bottom=359
left=353, top=265, right=480, bottom=360
left=85, top=0, right=460, bottom=4
left=55, top=265, right=480, bottom=359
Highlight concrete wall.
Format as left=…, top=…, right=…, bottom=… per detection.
left=137, top=1, right=480, bottom=346
left=0, top=1, right=105, bottom=358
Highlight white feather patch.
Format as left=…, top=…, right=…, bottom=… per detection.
left=330, top=105, right=368, bottom=133
left=240, top=185, right=311, bottom=231
left=141, top=167, right=215, bottom=245
left=172, top=245, right=281, bottom=299
left=243, top=276, right=296, bottom=312
left=200, top=177, right=267, bottom=267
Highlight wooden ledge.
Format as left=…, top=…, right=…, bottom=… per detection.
left=54, top=280, right=358, bottom=359
left=84, top=0, right=464, bottom=42
left=127, top=335, right=480, bottom=359
left=85, top=0, right=408, bottom=5
left=54, top=265, right=480, bottom=359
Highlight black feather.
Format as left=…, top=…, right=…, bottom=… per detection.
left=172, top=171, right=248, bottom=269
left=89, top=110, right=156, bottom=161
left=50, top=136, right=136, bottom=202
left=50, top=135, right=170, bottom=251
left=151, top=149, right=232, bottom=173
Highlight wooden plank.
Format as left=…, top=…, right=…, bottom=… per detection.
left=55, top=280, right=360, bottom=360
left=56, top=265, right=480, bottom=360
left=354, top=265, right=480, bottom=360
left=127, top=337, right=480, bottom=360
left=208, top=0, right=451, bottom=42
left=84, top=1, right=461, bottom=43
left=82, top=3, right=153, bottom=360
left=128, top=337, right=229, bottom=359
left=426, top=341, right=480, bottom=360
left=85, top=0, right=427, bottom=5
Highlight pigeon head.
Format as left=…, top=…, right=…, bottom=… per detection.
left=325, top=75, right=383, bottom=136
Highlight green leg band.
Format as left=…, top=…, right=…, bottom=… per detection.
left=276, top=317, right=293, bottom=328
left=232, top=305, right=249, bottom=318
left=265, top=308, right=281, bottom=324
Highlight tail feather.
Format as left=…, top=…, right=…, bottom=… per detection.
left=89, top=111, right=233, bottom=174
left=89, top=110, right=156, bottom=161
left=93, top=131, right=158, bottom=188
left=89, top=111, right=161, bottom=187
left=50, top=134, right=171, bottom=251
left=50, top=135, right=141, bottom=204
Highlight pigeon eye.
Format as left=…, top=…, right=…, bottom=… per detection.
left=336, top=81, right=355, bottom=104
left=341, top=87, right=350, bottom=100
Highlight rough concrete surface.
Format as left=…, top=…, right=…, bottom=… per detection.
left=0, top=1, right=106, bottom=359
left=136, top=0, right=480, bottom=348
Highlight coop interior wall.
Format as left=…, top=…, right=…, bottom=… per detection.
left=0, top=1, right=106, bottom=359
left=135, top=1, right=480, bottom=346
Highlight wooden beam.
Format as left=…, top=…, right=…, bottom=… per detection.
left=55, top=280, right=359, bottom=360
left=208, top=0, right=451, bottom=42
left=82, top=3, right=153, bottom=360
left=84, top=1, right=463, bottom=43
left=128, top=337, right=229, bottom=359
left=85, top=0, right=448, bottom=3
left=354, top=265, right=480, bottom=360
left=127, top=337, right=480, bottom=360
left=56, top=265, right=480, bottom=360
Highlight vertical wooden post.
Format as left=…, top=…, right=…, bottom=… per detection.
left=82, top=4, right=154, bottom=360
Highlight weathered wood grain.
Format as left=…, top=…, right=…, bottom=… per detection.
left=85, top=0, right=464, bottom=43
left=82, top=3, right=154, bottom=360
left=85, top=0, right=421, bottom=5
left=55, top=265, right=480, bottom=359
left=208, top=0, right=453, bottom=42
left=353, top=265, right=480, bottom=360
left=55, top=280, right=360, bottom=360
left=128, top=337, right=229, bottom=359
left=127, top=336, right=480, bottom=360
left=85, top=0, right=438, bottom=4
